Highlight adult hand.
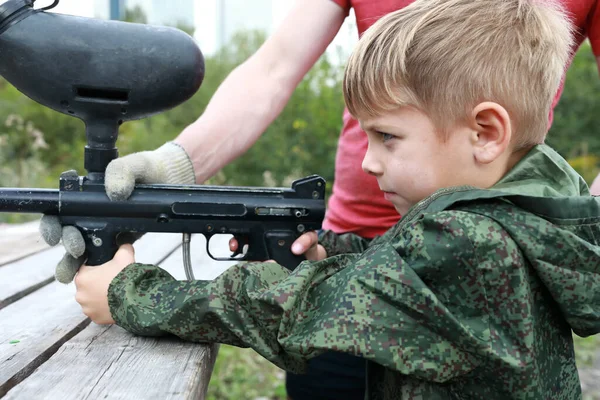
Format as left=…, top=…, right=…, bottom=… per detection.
left=40, top=215, right=142, bottom=284
left=104, top=142, right=196, bottom=201
left=40, top=213, right=86, bottom=284
left=40, top=142, right=194, bottom=283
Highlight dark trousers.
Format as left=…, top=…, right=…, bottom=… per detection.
left=286, top=351, right=366, bottom=400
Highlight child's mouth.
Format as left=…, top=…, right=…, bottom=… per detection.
left=383, top=191, right=397, bottom=200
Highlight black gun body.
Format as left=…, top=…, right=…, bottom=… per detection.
left=0, top=175, right=326, bottom=270
left=0, top=189, right=59, bottom=213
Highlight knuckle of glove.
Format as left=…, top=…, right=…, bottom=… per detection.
left=56, top=253, right=84, bottom=284
left=105, top=170, right=133, bottom=201
left=104, top=154, right=148, bottom=201
left=39, top=215, right=62, bottom=246
left=62, top=226, right=85, bottom=258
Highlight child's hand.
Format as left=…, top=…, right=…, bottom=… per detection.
left=74, top=244, right=135, bottom=325
left=290, top=231, right=327, bottom=261
left=229, top=231, right=327, bottom=262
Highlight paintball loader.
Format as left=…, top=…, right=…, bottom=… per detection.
left=0, top=0, right=326, bottom=273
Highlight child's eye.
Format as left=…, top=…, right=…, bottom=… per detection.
left=377, top=131, right=395, bottom=142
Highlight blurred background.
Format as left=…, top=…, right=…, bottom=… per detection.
left=0, top=1, right=599, bottom=399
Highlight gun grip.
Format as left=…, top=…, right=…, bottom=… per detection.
left=83, top=231, right=118, bottom=266
left=264, top=231, right=305, bottom=271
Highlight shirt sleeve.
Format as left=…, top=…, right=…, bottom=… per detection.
left=586, top=1, right=600, bottom=56
left=318, top=229, right=372, bottom=256
left=329, top=0, right=351, bottom=16
left=108, top=212, right=493, bottom=382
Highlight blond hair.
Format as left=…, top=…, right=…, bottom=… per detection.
left=344, top=0, right=573, bottom=149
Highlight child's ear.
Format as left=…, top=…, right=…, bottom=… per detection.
left=469, top=102, right=512, bottom=164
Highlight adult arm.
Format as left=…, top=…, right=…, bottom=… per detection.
left=174, top=0, right=347, bottom=182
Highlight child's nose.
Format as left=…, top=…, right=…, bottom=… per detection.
left=362, top=148, right=383, bottom=176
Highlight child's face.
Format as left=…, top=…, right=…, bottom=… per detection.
left=360, top=107, right=476, bottom=216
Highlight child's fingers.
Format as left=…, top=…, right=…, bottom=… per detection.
left=229, top=237, right=238, bottom=252
left=304, top=244, right=327, bottom=261
left=114, top=244, right=135, bottom=264
left=291, top=231, right=319, bottom=255
left=117, top=243, right=135, bottom=256
left=80, top=244, right=135, bottom=271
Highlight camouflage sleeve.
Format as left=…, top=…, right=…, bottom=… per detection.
left=318, top=229, right=372, bottom=256
left=108, top=211, right=495, bottom=381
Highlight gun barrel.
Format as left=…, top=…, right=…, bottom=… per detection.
left=0, top=189, right=59, bottom=214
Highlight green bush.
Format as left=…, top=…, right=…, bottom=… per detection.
left=548, top=41, right=600, bottom=172
left=206, top=345, right=286, bottom=400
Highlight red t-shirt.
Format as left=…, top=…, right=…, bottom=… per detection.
left=323, top=0, right=600, bottom=238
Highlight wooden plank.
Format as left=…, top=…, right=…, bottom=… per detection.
left=0, top=233, right=182, bottom=310
left=0, top=246, right=63, bottom=310
left=3, top=324, right=219, bottom=400
left=0, top=282, right=88, bottom=397
left=0, top=227, right=232, bottom=311
left=0, top=220, right=49, bottom=266
left=2, top=233, right=232, bottom=399
left=0, top=233, right=182, bottom=397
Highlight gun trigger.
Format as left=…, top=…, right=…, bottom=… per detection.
left=230, top=235, right=248, bottom=258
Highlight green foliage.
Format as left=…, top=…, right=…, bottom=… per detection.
left=574, top=335, right=600, bottom=399
left=218, top=33, right=344, bottom=188
left=124, top=5, right=148, bottom=24
left=0, top=114, right=48, bottom=186
left=568, top=152, right=600, bottom=185
left=0, top=110, right=56, bottom=223
left=0, top=28, right=343, bottom=191
left=208, top=336, right=600, bottom=400
left=574, top=334, right=600, bottom=367
left=548, top=41, right=600, bottom=183
left=3, top=33, right=596, bottom=191
left=116, top=30, right=344, bottom=189
left=115, top=31, right=270, bottom=159
left=1, top=32, right=599, bottom=187
left=0, top=79, right=87, bottom=182
left=206, top=345, right=286, bottom=400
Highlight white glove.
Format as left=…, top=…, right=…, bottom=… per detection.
left=105, top=142, right=196, bottom=200
left=40, top=142, right=196, bottom=283
left=40, top=216, right=86, bottom=283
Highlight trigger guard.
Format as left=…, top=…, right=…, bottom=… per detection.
left=205, top=237, right=216, bottom=259
left=205, top=234, right=248, bottom=262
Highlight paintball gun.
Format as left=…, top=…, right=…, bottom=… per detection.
left=0, top=0, right=326, bottom=273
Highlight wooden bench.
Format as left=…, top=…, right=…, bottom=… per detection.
left=0, top=221, right=233, bottom=399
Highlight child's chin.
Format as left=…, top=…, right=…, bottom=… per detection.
left=393, top=203, right=410, bottom=217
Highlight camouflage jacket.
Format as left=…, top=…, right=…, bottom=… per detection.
left=108, top=145, right=600, bottom=399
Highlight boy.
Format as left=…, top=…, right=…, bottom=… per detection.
left=73, top=0, right=600, bottom=398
